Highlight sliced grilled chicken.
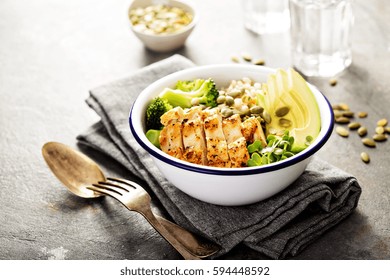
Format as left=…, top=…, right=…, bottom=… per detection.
left=222, top=114, right=243, bottom=143
left=159, top=107, right=185, bottom=159
left=182, top=107, right=208, bottom=165
left=159, top=107, right=267, bottom=168
left=227, top=137, right=250, bottom=167
left=160, top=106, right=184, bottom=126
left=223, top=114, right=250, bottom=167
left=202, top=108, right=231, bottom=167
left=241, top=117, right=267, bottom=147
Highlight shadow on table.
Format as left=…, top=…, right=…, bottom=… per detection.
left=290, top=209, right=390, bottom=260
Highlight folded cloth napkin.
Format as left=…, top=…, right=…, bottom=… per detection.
left=77, top=54, right=362, bottom=259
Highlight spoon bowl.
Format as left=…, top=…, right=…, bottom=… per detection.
left=42, top=142, right=104, bottom=198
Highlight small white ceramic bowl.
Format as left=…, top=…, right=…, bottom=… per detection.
left=128, top=0, right=198, bottom=52
left=129, top=65, right=334, bottom=206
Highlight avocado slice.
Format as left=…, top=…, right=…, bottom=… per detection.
left=260, top=68, right=321, bottom=153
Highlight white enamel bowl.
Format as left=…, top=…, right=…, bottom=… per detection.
left=128, top=0, right=198, bottom=52
left=129, top=65, right=334, bottom=206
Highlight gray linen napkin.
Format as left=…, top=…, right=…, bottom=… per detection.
left=77, top=54, right=362, bottom=259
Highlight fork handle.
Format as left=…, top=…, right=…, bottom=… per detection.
left=140, top=207, right=201, bottom=260
left=155, top=215, right=219, bottom=258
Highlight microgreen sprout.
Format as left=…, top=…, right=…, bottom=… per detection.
left=247, top=131, right=296, bottom=167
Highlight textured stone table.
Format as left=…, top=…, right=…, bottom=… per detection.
left=1, top=0, right=389, bottom=260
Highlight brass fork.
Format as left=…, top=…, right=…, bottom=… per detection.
left=87, top=177, right=214, bottom=260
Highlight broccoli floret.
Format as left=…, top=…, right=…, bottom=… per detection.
left=145, top=129, right=161, bottom=148
left=159, top=78, right=219, bottom=108
left=145, top=97, right=173, bottom=130
left=175, top=79, right=205, bottom=92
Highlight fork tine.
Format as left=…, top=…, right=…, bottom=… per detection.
left=107, top=177, right=142, bottom=190
left=88, top=178, right=143, bottom=198
left=97, top=180, right=130, bottom=193
left=87, top=184, right=123, bottom=199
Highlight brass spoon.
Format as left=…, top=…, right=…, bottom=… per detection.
left=42, top=141, right=220, bottom=259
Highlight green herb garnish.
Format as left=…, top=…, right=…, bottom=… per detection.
left=247, top=131, right=296, bottom=167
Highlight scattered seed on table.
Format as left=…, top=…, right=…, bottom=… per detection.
left=329, top=78, right=337, bottom=86
left=357, top=126, right=368, bottom=137
left=339, top=103, right=350, bottom=111
left=333, top=110, right=343, bottom=118
left=231, top=56, right=240, bottom=63
left=358, top=111, right=368, bottom=118
left=253, top=59, right=265, bottom=66
left=336, top=126, right=349, bottom=137
left=335, top=116, right=350, bottom=124
left=342, top=111, right=354, bottom=118
left=242, top=53, right=252, bottom=62
left=385, top=127, right=390, bottom=134
left=362, top=138, right=376, bottom=147
left=332, top=104, right=343, bottom=110
left=373, top=134, right=387, bottom=142
left=348, top=122, right=361, bottom=130
left=377, top=118, right=388, bottom=127
left=360, top=152, right=370, bottom=163
left=375, top=126, right=385, bottom=135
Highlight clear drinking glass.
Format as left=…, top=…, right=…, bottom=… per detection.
left=242, top=0, right=290, bottom=34
left=289, top=0, right=354, bottom=77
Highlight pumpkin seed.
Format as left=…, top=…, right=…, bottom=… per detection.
left=373, top=134, right=387, bottom=142
left=279, top=118, right=292, bottom=128
left=342, top=111, right=354, bottom=118
left=360, top=152, right=370, bottom=163
left=348, top=122, right=361, bottom=130
left=333, top=110, right=343, bottom=118
left=336, top=126, right=349, bottom=137
left=375, top=126, right=385, bottom=135
left=332, top=104, right=343, bottom=110
left=329, top=79, right=337, bottom=86
left=253, top=59, right=265, bottom=66
left=242, top=53, right=252, bottom=62
left=130, top=5, right=193, bottom=35
left=339, top=103, right=350, bottom=111
left=362, top=138, right=376, bottom=147
left=275, top=106, right=290, bottom=117
left=358, top=111, right=368, bottom=118
left=385, top=127, right=390, bottom=134
left=250, top=105, right=264, bottom=115
left=335, top=117, right=350, bottom=124
left=357, top=126, right=368, bottom=137
left=231, top=56, right=240, bottom=63
left=377, top=118, right=388, bottom=127
left=262, top=111, right=271, bottom=124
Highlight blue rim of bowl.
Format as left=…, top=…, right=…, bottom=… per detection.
left=129, top=86, right=334, bottom=176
